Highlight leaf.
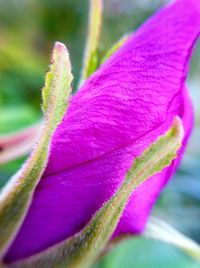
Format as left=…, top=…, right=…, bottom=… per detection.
left=95, top=237, right=200, bottom=268
left=79, top=0, right=103, bottom=86
left=144, top=216, right=200, bottom=262
left=0, top=42, right=73, bottom=258
left=11, top=117, right=183, bottom=268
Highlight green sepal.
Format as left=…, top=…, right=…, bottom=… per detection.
left=79, top=0, right=103, bottom=86
left=0, top=42, right=73, bottom=258
left=42, top=42, right=73, bottom=128
left=100, top=34, right=130, bottom=65
left=11, top=117, right=183, bottom=268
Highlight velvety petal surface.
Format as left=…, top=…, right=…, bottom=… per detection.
left=113, top=86, right=194, bottom=237
left=5, top=0, right=200, bottom=263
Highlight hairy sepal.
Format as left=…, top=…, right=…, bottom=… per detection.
left=0, top=42, right=73, bottom=258
left=11, top=117, right=183, bottom=268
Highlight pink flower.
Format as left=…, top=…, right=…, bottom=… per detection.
left=5, top=0, right=200, bottom=263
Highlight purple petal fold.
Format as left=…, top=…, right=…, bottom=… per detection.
left=5, top=0, right=200, bottom=263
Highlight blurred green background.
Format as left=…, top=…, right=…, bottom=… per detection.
left=0, top=0, right=200, bottom=267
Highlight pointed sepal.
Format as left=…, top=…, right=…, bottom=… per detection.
left=0, top=42, right=73, bottom=258
left=79, top=0, right=103, bottom=86
left=11, top=117, right=183, bottom=268
left=100, top=34, right=130, bottom=64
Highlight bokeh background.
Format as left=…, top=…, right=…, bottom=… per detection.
left=0, top=0, right=200, bottom=267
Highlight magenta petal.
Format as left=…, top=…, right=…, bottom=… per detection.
left=5, top=0, right=200, bottom=263
left=113, top=86, right=194, bottom=237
